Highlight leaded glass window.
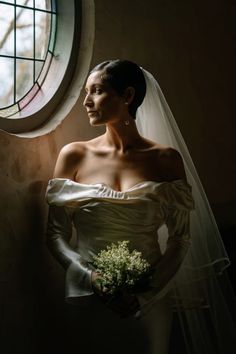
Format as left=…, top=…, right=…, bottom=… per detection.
left=0, top=0, right=57, bottom=117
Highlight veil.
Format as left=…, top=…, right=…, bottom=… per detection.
left=136, top=69, right=236, bottom=353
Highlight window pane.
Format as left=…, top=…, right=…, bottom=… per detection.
left=16, top=7, right=33, bottom=58
left=16, top=58, right=33, bottom=101
left=37, top=50, right=51, bottom=86
left=19, top=83, right=39, bottom=109
left=0, top=57, right=14, bottom=108
left=35, top=0, right=51, bottom=11
left=0, top=104, right=19, bottom=118
left=0, top=4, right=14, bottom=56
left=35, top=60, right=44, bottom=79
left=16, top=0, right=34, bottom=7
left=35, top=10, right=51, bottom=60
left=0, top=0, right=56, bottom=118
left=49, top=12, right=56, bottom=52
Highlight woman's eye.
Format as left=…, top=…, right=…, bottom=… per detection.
left=95, top=88, right=102, bottom=94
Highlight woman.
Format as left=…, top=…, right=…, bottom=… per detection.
left=46, top=60, right=235, bottom=354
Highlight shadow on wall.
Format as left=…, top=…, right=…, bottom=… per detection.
left=0, top=130, right=62, bottom=354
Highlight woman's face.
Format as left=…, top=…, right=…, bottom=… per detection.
left=83, top=71, right=126, bottom=125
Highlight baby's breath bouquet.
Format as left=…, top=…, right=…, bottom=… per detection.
left=92, top=240, right=151, bottom=295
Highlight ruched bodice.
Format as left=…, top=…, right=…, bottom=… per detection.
left=46, top=178, right=194, bottom=310
left=46, top=178, right=193, bottom=207
left=46, top=179, right=194, bottom=265
left=46, top=178, right=194, bottom=305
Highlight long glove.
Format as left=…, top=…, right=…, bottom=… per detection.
left=137, top=207, right=192, bottom=309
left=46, top=205, right=94, bottom=302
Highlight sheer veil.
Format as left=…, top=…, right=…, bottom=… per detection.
left=136, top=68, right=236, bottom=353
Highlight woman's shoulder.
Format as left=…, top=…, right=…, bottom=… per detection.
left=157, top=146, right=186, bottom=181
left=143, top=139, right=186, bottom=181
left=56, top=141, right=87, bottom=167
left=53, top=139, right=94, bottom=179
left=57, top=136, right=102, bottom=159
left=142, top=138, right=181, bottom=159
left=155, top=145, right=183, bottom=162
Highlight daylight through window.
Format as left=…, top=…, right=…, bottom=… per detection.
left=0, top=0, right=57, bottom=118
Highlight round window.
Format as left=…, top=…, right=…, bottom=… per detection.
left=0, top=0, right=57, bottom=118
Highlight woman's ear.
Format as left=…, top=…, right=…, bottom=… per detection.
left=123, top=87, right=135, bottom=105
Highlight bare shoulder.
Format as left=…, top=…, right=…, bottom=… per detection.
left=155, top=145, right=186, bottom=181
left=53, top=141, right=88, bottom=179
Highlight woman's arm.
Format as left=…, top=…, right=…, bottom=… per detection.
left=137, top=208, right=191, bottom=307
left=46, top=143, right=94, bottom=301
left=137, top=148, right=193, bottom=307
left=47, top=205, right=93, bottom=299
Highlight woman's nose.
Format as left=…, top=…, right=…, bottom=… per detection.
left=83, top=93, right=93, bottom=108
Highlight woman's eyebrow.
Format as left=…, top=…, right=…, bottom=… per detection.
left=85, top=83, right=105, bottom=91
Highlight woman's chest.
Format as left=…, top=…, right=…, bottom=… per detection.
left=75, top=151, right=163, bottom=191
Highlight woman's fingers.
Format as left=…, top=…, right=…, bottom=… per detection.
left=105, top=293, right=140, bottom=318
left=92, top=276, right=140, bottom=318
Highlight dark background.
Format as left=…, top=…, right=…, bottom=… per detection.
left=0, top=1, right=235, bottom=353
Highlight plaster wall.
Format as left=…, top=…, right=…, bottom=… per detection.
left=0, top=1, right=235, bottom=353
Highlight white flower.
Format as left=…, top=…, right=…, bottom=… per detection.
left=92, top=241, right=150, bottom=294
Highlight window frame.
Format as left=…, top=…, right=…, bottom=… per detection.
left=0, top=0, right=83, bottom=134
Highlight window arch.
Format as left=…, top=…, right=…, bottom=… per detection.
left=0, top=0, right=92, bottom=134
left=0, top=1, right=57, bottom=119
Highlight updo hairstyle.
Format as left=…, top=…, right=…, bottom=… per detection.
left=90, top=59, right=146, bottom=119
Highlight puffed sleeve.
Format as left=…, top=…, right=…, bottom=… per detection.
left=46, top=179, right=94, bottom=303
left=137, top=180, right=195, bottom=311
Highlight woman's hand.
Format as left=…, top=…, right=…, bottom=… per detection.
left=91, top=271, right=107, bottom=296
left=105, top=291, right=140, bottom=318
left=91, top=271, right=140, bottom=318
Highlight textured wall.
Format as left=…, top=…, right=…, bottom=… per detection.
left=0, top=1, right=235, bottom=353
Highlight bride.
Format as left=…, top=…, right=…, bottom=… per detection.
left=46, top=60, right=236, bottom=354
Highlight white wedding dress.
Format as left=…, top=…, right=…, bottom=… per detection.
left=46, top=177, right=194, bottom=354
left=45, top=66, right=236, bottom=353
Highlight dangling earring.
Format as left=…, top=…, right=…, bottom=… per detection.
left=124, top=102, right=130, bottom=125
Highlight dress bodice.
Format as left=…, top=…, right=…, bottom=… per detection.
left=46, top=178, right=194, bottom=267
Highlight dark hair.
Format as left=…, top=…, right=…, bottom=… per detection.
left=90, top=59, right=146, bottom=119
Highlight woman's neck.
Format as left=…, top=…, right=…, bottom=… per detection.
left=104, top=119, right=141, bottom=154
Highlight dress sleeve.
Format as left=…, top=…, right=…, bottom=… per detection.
left=46, top=184, right=94, bottom=302
left=137, top=180, right=195, bottom=310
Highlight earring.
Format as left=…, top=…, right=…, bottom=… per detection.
left=124, top=102, right=130, bottom=125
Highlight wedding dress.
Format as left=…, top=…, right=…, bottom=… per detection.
left=45, top=68, right=236, bottom=354
left=46, top=177, right=194, bottom=354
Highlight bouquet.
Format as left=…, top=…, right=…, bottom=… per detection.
left=92, top=240, right=151, bottom=295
